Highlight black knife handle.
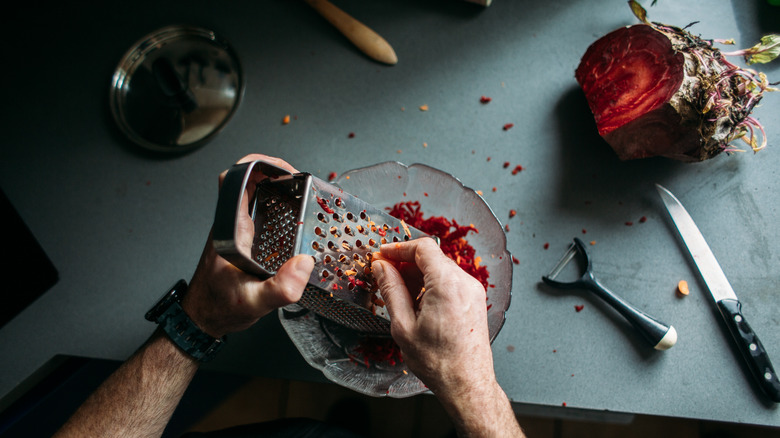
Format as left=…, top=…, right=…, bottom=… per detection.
left=717, top=298, right=780, bottom=403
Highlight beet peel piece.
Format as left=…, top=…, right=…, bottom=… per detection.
left=576, top=20, right=775, bottom=162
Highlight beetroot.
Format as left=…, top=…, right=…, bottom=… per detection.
left=575, top=2, right=777, bottom=161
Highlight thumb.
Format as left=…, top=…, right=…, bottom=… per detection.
left=258, top=255, right=314, bottom=309
left=372, top=260, right=414, bottom=331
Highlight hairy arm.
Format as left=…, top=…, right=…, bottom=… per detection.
left=54, top=331, right=197, bottom=438
left=54, top=154, right=314, bottom=438
left=373, top=238, right=524, bottom=438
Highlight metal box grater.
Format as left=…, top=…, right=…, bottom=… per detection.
left=213, top=160, right=431, bottom=334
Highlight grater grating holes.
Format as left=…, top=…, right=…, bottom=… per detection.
left=252, top=195, right=299, bottom=273
left=299, top=288, right=391, bottom=334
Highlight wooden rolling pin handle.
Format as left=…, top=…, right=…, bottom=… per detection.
left=305, top=0, right=398, bottom=65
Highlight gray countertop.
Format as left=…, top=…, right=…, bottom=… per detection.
left=1, top=0, right=778, bottom=427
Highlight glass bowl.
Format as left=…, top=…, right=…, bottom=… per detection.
left=278, top=161, right=513, bottom=398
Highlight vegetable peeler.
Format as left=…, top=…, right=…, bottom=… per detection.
left=212, top=160, right=431, bottom=335
left=542, top=238, right=677, bottom=350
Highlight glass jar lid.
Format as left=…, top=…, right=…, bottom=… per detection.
left=110, top=25, right=244, bottom=153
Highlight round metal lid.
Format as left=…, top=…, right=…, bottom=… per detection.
left=110, top=25, right=244, bottom=153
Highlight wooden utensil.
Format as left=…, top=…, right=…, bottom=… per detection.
left=304, top=0, right=398, bottom=65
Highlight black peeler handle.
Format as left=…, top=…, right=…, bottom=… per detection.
left=582, top=273, right=677, bottom=351
left=542, top=238, right=677, bottom=351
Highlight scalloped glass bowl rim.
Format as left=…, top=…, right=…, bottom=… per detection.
left=278, top=161, right=513, bottom=397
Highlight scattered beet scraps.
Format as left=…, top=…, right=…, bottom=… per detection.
left=503, top=161, right=510, bottom=168
left=480, top=95, right=492, bottom=103
left=544, top=242, right=550, bottom=250
left=327, top=172, right=337, bottom=181
left=677, top=280, right=690, bottom=296
left=503, top=123, right=514, bottom=131
left=509, top=209, right=517, bottom=218
left=511, top=165, right=524, bottom=175
left=348, top=132, right=355, bottom=138
left=575, top=305, right=585, bottom=312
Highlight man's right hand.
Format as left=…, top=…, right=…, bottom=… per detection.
left=372, top=238, right=524, bottom=437
left=371, top=238, right=495, bottom=395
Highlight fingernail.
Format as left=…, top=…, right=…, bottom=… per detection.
left=371, top=261, right=384, bottom=280
left=293, top=254, right=315, bottom=274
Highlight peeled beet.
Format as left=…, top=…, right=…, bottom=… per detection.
left=576, top=23, right=764, bottom=161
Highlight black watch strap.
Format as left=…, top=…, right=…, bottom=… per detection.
left=146, top=280, right=225, bottom=362
left=158, top=301, right=224, bottom=362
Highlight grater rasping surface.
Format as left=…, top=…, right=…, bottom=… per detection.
left=215, top=160, right=431, bottom=334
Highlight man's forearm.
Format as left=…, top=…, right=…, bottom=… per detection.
left=54, top=330, right=198, bottom=438
left=437, top=380, right=525, bottom=438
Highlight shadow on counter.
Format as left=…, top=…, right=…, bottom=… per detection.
left=550, top=86, right=689, bottom=221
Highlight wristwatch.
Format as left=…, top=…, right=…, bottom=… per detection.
left=145, top=279, right=225, bottom=362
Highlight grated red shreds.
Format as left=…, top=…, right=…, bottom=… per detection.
left=386, top=201, right=490, bottom=290
left=316, top=196, right=334, bottom=214
left=351, top=201, right=492, bottom=369
left=351, top=337, right=403, bottom=368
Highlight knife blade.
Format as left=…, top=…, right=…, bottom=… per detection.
left=656, top=184, right=780, bottom=403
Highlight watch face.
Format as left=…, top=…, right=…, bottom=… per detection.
left=145, top=280, right=187, bottom=322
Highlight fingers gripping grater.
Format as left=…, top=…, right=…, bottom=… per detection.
left=212, top=160, right=431, bottom=334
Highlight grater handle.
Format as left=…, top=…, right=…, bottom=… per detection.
left=212, top=160, right=295, bottom=278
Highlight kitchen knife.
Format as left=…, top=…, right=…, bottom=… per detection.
left=656, top=184, right=780, bottom=403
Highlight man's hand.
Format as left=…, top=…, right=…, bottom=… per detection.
left=183, top=154, right=314, bottom=338
left=55, top=154, right=315, bottom=438
left=372, top=238, right=524, bottom=437
left=372, top=238, right=494, bottom=394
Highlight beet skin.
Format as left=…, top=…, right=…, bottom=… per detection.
left=576, top=23, right=765, bottom=162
